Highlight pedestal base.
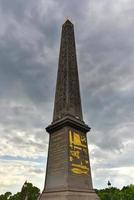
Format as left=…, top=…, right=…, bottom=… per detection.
left=39, top=190, right=100, bottom=200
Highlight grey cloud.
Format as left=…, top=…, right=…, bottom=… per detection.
left=0, top=28, right=54, bottom=104
left=90, top=139, right=134, bottom=171
left=29, top=168, right=44, bottom=174
left=75, top=1, right=134, bottom=152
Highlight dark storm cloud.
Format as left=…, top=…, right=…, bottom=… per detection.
left=0, top=0, right=64, bottom=108
left=0, top=22, right=54, bottom=104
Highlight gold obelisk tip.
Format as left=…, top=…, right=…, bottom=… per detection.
left=63, top=17, right=73, bottom=26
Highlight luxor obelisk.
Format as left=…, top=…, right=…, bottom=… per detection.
left=40, top=20, right=100, bottom=200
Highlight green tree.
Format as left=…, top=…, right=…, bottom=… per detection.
left=0, top=182, right=40, bottom=200
left=9, top=193, right=21, bottom=200
left=0, top=192, right=12, bottom=200
left=121, top=184, right=134, bottom=200
left=19, top=182, right=40, bottom=200
left=96, top=184, right=134, bottom=200
left=1, top=183, right=134, bottom=200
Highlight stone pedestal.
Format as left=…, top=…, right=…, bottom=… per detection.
left=40, top=190, right=100, bottom=200
left=39, top=118, right=100, bottom=200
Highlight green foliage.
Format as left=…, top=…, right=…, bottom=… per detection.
left=8, top=193, right=21, bottom=200
left=0, top=192, right=12, bottom=200
left=120, top=184, right=134, bottom=200
left=0, top=182, right=40, bottom=200
left=1, top=183, right=134, bottom=200
left=19, top=182, right=40, bottom=200
left=96, top=184, right=134, bottom=200
left=96, top=187, right=121, bottom=200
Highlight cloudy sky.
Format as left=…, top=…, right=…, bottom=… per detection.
left=0, top=0, right=134, bottom=194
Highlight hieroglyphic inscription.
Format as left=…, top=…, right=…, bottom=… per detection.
left=48, top=132, right=67, bottom=174
left=69, top=130, right=89, bottom=176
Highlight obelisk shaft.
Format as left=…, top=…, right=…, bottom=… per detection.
left=40, top=20, right=100, bottom=200
left=53, top=20, right=83, bottom=122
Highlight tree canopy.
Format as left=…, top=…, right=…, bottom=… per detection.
left=0, top=182, right=134, bottom=200
left=96, top=184, right=134, bottom=200
left=0, top=182, right=40, bottom=200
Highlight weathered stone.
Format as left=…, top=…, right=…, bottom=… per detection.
left=53, top=20, right=83, bottom=122
left=40, top=191, right=100, bottom=200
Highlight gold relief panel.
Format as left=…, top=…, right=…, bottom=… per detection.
left=69, top=130, right=89, bottom=176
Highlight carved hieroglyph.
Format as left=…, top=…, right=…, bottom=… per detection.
left=69, top=130, right=89, bottom=176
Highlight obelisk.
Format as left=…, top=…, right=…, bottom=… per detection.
left=40, top=20, right=100, bottom=200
